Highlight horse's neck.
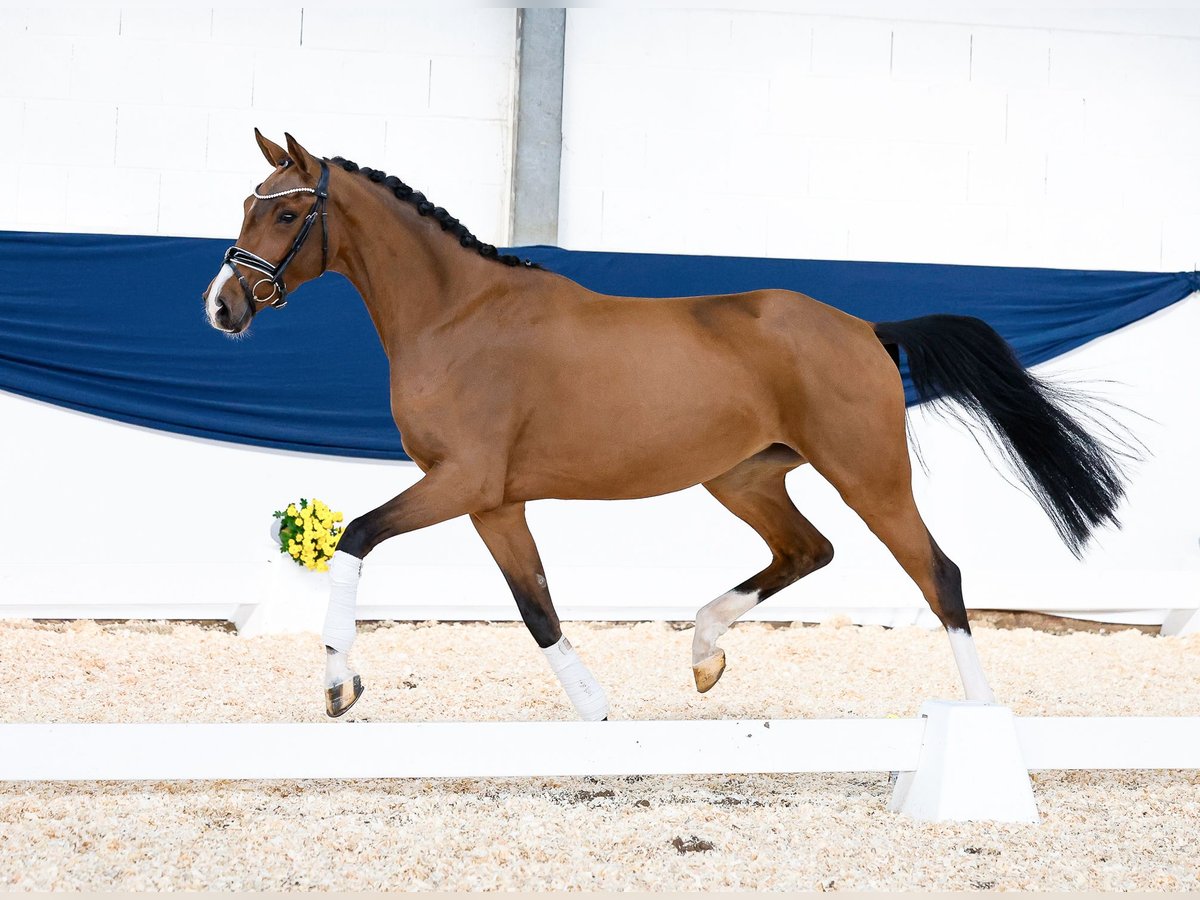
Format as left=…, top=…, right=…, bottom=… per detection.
left=330, top=186, right=506, bottom=357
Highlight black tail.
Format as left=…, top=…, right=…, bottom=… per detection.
left=874, top=314, right=1136, bottom=558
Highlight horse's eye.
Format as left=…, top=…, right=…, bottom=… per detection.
left=278, top=212, right=297, bottom=224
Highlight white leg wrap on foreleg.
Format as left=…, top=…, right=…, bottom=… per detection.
left=541, top=636, right=609, bottom=721
left=322, top=550, right=362, bottom=654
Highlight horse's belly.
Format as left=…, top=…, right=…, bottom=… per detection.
left=506, top=398, right=773, bottom=501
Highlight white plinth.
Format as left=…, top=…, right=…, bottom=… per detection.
left=1161, top=608, right=1200, bottom=636
left=235, top=553, right=328, bottom=637
left=889, top=700, right=1039, bottom=823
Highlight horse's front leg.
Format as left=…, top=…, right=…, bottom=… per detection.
left=321, top=463, right=501, bottom=717
left=471, top=503, right=609, bottom=721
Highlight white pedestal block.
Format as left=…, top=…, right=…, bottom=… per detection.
left=235, top=554, right=329, bottom=637
left=1161, top=608, right=1200, bottom=636
left=889, top=700, right=1039, bottom=823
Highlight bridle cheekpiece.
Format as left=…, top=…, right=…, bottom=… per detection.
left=223, top=158, right=330, bottom=309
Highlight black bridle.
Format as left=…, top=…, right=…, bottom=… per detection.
left=223, top=159, right=330, bottom=309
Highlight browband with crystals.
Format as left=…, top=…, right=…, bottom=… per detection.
left=253, top=185, right=321, bottom=200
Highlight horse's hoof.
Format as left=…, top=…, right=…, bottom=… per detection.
left=692, top=650, right=726, bottom=693
left=325, top=674, right=364, bottom=718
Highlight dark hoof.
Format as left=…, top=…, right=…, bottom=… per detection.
left=325, top=674, right=363, bottom=718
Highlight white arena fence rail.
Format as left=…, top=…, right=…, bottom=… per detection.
left=4, top=703, right=1199, bottom=823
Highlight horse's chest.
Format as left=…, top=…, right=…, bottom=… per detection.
left=387, top=363, right=453, bottom=414
left=388, top=374, right=471, bottom=467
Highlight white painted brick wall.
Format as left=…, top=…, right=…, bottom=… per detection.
left=3, top=5, right=1196, bottom=271
left=810, top=19, right=893, bottom=79
left=1005, top=90, right=1087, bottom=149
left=890, top=23, right=972, bottom=83
left=115, top=104, right=210, bottom=171
left=23, top=5, right=119, bottom=38
left=0, top=6, right=517, bottom=243
left=560, top=8, right=1200, bottom=271
left=0, top=35, right=73, bottom=99
left=969, top=28, right=1049, bottom=88
left=1162, top=214, right=1200, bottom=271
left=23, top=100, right=118, bottom=169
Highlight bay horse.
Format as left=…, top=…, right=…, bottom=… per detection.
left=204, top=132, right=1131, bottom=720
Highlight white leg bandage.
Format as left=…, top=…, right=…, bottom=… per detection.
left=322, top=550, right=362, bottom=654
left=541, top=636, right=609, bottom=721
left=693, top=589, right=758, bottom=664
left=947, top=628, right=996, bottom=703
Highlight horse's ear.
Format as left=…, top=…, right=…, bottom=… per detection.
left=254, top=128, right=290, bottom=168
left=283, top=132, right=317, bottom=175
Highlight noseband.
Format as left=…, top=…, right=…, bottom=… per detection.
left=223, top=159, right=330, bottom=309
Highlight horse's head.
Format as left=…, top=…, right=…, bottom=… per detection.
left=203, top=130, right=331, bottom=335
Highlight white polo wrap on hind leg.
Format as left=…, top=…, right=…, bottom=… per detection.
left=947, top=628, right=997, bottom=703
left=322, top=550, right=363, bottom=654
left=541, top=636, right=609, bottom=721
left=693, top=589, right=758, bottom=663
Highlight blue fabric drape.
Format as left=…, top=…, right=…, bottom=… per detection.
left=0, top=231, right=1194, bottom=460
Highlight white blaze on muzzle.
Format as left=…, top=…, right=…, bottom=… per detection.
left=205, top=263, right=236, bottom=326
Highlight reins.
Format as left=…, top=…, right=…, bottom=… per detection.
left=223, top=159, right=330, bottom=309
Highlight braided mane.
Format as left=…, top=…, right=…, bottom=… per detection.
left=330, top=157, right=542, bottom=270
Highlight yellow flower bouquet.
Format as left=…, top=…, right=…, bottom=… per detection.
left=272, top=498, right=344, bottom=571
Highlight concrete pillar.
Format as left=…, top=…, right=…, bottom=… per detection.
left=510, top=8, right=566, bottom=247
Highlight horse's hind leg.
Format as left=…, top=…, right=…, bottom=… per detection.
left=805, top=407, right=997, bottom=702
left=471, top=503, right=609, bottom=721
left=693, top=449, right=835, bottom=692
left=845, top=486, right=996, bottom=702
